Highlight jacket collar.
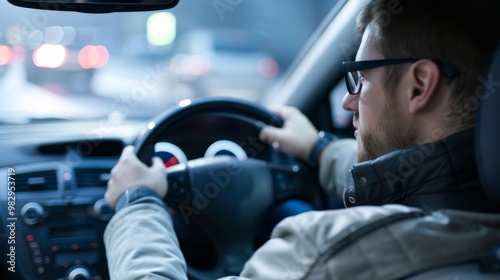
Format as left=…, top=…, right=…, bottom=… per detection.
left=343, top=128, right=480, bottom=208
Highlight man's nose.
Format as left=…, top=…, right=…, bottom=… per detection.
left=342, top=91, right=359, bottom=112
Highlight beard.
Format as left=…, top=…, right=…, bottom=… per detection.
left=355, top=101, right=417, bottom=163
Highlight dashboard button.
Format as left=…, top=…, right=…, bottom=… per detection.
left=21, top=203, right=45, bottom=225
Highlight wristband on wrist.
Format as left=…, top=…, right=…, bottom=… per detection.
left=115, top=187, right=165, bottom=213
left=307, top=131, right=338, bottom=168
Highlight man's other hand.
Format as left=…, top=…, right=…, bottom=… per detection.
left=259, top=106, right=319, bottom=162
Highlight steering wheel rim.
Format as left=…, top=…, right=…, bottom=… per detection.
left=134, top=97, right=283, bottom=162
left=133, top=97, right=326, bottom=279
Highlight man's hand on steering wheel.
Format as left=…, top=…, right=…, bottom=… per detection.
left=105, top=145, right=168, bottom=210
left=259, top=105, right=320, bottom=162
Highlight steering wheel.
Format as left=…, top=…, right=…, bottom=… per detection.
left=133, top=97, right=327, bottom=279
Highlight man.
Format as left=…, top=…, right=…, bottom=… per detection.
left=260, top=0, right=499, bottom=211
left=104, top=0, right=500, bottom=279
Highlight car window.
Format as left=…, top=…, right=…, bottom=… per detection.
left=330, top=79, right=354, bottom=137
left=0, top=0, right=339, bottom=122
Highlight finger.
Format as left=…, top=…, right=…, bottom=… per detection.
left=270, top=105, right=291, bottom=119
left=260, top=125, right=288, bottom=144
left=267, top=105, right=283, bottom=115
left=259, top=126, right=277, bottom=143
left=117, top=145, right=135, bottom=163
left=107, top=178, right=114, bottom=189
left=269, top=105, right=290, bottom=119
left=122, top=145, right=136, bottom=158
left=122, top=145, right=135, bottom=155
left=104, top=190, right=116, bottom=210
left=121, top=145, right=147, bottom=168
left=110, top=165, right=117, bottom=177
left=280, top=106, right=300, bottom=120
left=151, top=157, right=165, bottom=171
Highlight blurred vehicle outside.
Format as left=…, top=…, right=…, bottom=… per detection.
left=170, top=28, right=280, bottom=101
left=0, top=0, right=338, bottom=122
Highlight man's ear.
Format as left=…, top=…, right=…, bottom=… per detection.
left=407, top=59, right=441, bottom=114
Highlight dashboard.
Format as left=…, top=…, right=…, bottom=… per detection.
left=0, top=113, right=276, bottom=280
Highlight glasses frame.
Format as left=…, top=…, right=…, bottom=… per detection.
left=342, top=58, right=461, bottom=95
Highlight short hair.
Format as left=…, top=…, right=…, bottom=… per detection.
left=356, top=0, right=500, bottom=130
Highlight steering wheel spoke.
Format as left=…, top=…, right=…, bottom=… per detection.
left=268, top=162, right=304, bottom=201
left=165, top=163, right=190, bottom=203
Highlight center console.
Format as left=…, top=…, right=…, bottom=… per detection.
left=1, top=163, right=113, bottom=280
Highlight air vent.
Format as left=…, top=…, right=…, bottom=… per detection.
left=74, top=168, right=111, bottom=188
left=38, top=139, right=124, bottom=157
left=16, top=170, right=58, bottom=192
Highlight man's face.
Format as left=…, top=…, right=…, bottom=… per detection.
left=342, top=24, right=416, bottom=163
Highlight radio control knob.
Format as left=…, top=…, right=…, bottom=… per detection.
left=66, top=265, right=91, bottom=280
left=93, top=198, right=113, bottom=220
left=20, top=202, right=45, bottom=225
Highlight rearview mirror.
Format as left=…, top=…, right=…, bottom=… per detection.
left=7, top=0, right=179, bottom=13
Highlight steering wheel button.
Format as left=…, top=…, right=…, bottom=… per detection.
left=34, top=257, right=43, bottom=265
left=169, top=178, right=179, bottom=190
left=168, top=175, right=188, bottom=199
left=26, top=234, right=34, bottom=242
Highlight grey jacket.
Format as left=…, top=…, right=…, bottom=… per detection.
left=104, top=138, right=500, bottom=279
left=342, top=129, right=498, bottom=212
left=104, top=202, right=500, bottom=280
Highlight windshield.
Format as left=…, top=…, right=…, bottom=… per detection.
left=0, top=0, right=338, bottom=122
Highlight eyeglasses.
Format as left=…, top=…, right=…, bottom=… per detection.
left=342, top=58, right=461, bottom=95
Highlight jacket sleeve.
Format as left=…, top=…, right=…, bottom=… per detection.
left=238, top=205, right=419, bottom=280
left=318, top=138, right=357, bottom=199
left=240, top=205, right=500, bottom=280
left=104, top=203, right=188, bottom=280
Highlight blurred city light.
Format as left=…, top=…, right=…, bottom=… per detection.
left=6, top=26, right=22, bottom=45
left=44, top=26, right=64, bottom=44
left=78, top=45, right=109, bottom=69
left=147, top=12, right=176, bottom=46
left=60, top=26, right=76, bottom=45
left=27, top=30, right=44, bottom=50
left=33, top=44, right=67, bottom=68
left=189, top=55, right=210, bottom=75
left=11, top=46, right=25, bottom=64
left=257, top=58, right=279, bottom=78
left=0, top=45, right=13, bottom=65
